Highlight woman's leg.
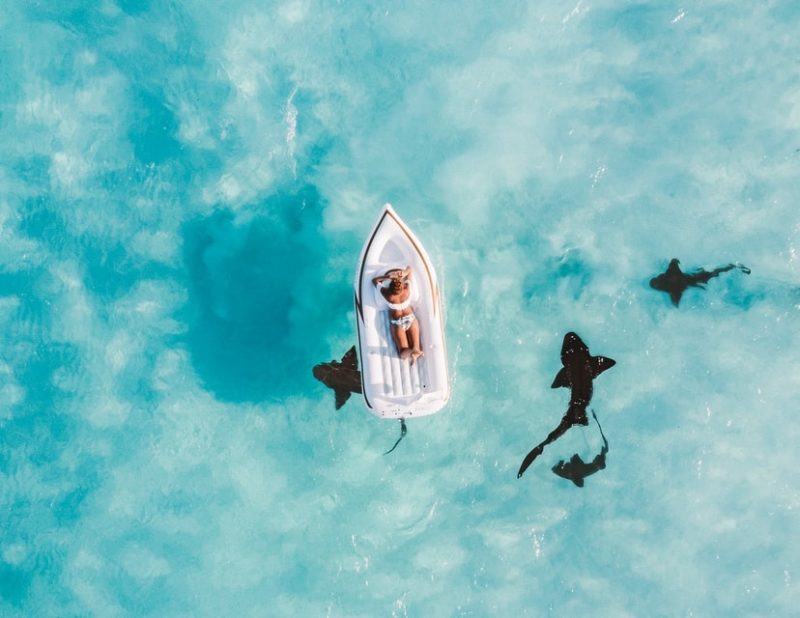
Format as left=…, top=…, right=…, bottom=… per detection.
left=391, top=322, right=410, bottom=358
left=408, top=318, right=423, bottom=363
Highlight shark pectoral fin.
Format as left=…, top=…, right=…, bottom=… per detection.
left=342, top=345, right=358, bottom=370
left=591, top=356, right=616, bottom=377
left=551, top=368, right=569, bottom=389
left=572, top=477, right=585, bottom=488
left=334, top=389, right=351, bottom=410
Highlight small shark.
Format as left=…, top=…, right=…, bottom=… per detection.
left=649, top=258, right=751, bottom=306
left=312, top=346, right=362, bottom=409
left=517, top=332, right=615, bottom=479
left=551, top=410, right=608, bottom=487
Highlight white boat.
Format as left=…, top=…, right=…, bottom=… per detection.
left=354, top=204, right=449, bottom=418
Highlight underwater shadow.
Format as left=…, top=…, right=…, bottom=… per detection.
left=551, top=410, right=609, bottom=488
left=523, top=249, right=594, bottom=305
left=181, top=185, right=349, bottom=403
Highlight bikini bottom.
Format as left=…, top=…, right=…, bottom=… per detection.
left=390, top=313, right=416, bottom=331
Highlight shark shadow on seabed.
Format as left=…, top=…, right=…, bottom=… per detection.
left=551, top=410, right=608, bottom=487
left=649, top=258, right=751, bottom=306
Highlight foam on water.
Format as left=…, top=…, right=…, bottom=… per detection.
left=1, top=1, right=799, bottom=616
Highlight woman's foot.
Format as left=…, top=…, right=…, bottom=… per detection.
left=400, top=349, right=412, bottom=360
left=410, top=349, right=424, bottom=365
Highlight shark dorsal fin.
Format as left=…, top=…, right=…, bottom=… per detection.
left=341, top=345, right=358, bottom=370
left=591, top=356, right=616, bottom=378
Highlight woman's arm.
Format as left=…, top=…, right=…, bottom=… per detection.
left=373, top=267, right=411, bottom=286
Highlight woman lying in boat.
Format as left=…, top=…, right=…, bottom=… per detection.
left=372, top=266, right=424, bottom=364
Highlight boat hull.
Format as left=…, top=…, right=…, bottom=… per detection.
left=354, top=204, right=449, bottom=418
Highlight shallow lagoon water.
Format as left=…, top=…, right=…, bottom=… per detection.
left=1, top=1, right=799, bottom=616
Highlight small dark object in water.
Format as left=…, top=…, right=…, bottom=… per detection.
left=384, top=418, right=407, bottom=455
left=649, top=258, right=750, bottom=306
left=312, top=346, right=362, bottom=409
left=551, top=410, right=608, bottom=487
left=518, top=332, right=615, bottom=478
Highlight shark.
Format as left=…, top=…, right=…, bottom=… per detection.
left=551, top=409, right=608, bottom=487
left=312, top=346, right=362, bottom=409
left=649, top=258, right=751, bottom=306
left=517, top=332, right=615, bottom=479
left=312, top=346, right=409, bottom=454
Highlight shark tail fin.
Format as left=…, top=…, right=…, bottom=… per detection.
left=517, top=444, right=544, bottom=478
left=383, top=418, right=407, bottom=455
left=591, top=409, right=609, bottom=451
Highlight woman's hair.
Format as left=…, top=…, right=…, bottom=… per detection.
left=389, top=278, right=404, bottom=294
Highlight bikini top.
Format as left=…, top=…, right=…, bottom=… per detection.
left=377, top=280, right=412, bottom=311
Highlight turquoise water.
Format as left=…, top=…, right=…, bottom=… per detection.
left=2, top=1, right=799, bottom=615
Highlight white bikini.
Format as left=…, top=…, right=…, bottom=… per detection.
left=377, top=280, right=416, bottom=331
